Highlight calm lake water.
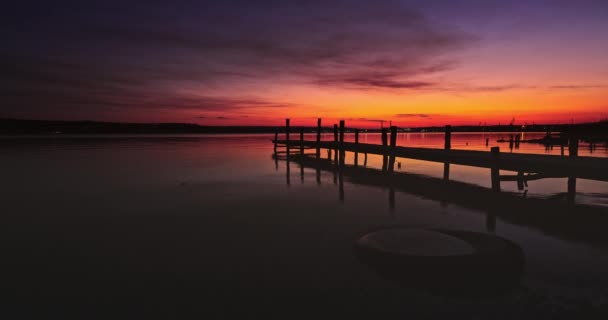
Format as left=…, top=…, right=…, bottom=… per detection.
left=1, top=133, right=607, bottom=318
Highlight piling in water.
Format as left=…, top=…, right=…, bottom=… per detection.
left=569, top=136, right=579, bottom=157
left=300, top=129, right=304, bottom=156
left=388, top=126, right=397, bottom=172
left=381, top=128, right=388, bottom=172
left=354, top=129, right=360, bottom=167
left=444, top=125, right=451, bottom=180
left=333, top=124, right=338, bottom=165
left=444, top=125, right=452, bottom=150
left=274, top=129, right=278, bottom=154
left=339, top=120, right=345, bottom=167
left=285, top=119, right=290, bottom=160
left=491, top=147, right=501, bottom=192
left=316, top=118, right=321, bottom=159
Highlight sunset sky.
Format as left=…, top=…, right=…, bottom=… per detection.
left=2, top=1, right=607, bottom=127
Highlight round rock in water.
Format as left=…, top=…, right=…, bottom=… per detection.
left=357, top=228, right=476, bottom=256
left=354, top=227, right=525, bottom=296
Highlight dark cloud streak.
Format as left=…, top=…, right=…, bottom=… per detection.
left=395, top=113, right=435, bottom=118
left=1, top=0, right=476, bottom=120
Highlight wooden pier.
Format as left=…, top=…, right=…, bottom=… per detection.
left=273, top=118, right=608, bottom=204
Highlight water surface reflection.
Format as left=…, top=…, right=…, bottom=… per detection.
left=1, top=134, right=608, bottom=317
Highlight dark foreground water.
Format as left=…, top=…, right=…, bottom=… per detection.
left=1, top=133, right=607, bottom=318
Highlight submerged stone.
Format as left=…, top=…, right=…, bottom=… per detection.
left=357, top=228, right=476, bottom=256
left=355, top=227, right=525, bottom=297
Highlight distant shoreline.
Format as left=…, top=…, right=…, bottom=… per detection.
left=1, top=118, right=606, bottom=138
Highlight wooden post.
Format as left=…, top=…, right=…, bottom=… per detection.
left=567, top=133, right=578, bottom=205
left=561, top=143, right=565, bottom=156
left=285, top=118, right=290, bottom=160
left=274, top=152, right=278, bottom=171
left=316, top=118, right=321, bottom=159
left=333, top=124, right=338, bottom=165
left=333, top=124, right=338, bottom=142
left=491, top=147, right=500, bottom=192
left=339, top=120, right=345, bottom=167
left=286, top=152, right=291, bottom=186
left=444, top=125, right=451, bottom=150
left=388, top=126, right=397, bottom=172
left=443, top=125, right=451, bottom=180
left=569, top=135, right=578, bottom=157
left=486, top=138, right=489, bottom=147
left=381, top=128, right=388, bottom=172
left=517, top=171, right=524, bottom=190
left=354, top=129, right=359, bottom=167
left=333, top=169, right=337, bottom=185
left=509, top=134, right=514, bottom=151
left=299, top=129, right=304, bottom=156
left=273, top=129, right=278, bottom=154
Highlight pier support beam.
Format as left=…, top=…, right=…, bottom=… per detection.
left=299, top=129, right=304, bottom=156
left=516, top=171, right=525, bottom=190
left=275, top=152, right=278, bottom=171
left=285, top=118, right=290, bottom=161
left=339, top=120, right=345, bottom=167
left=444, top=125, right=451, bottom=180
left=316, top=167, right=321, bottom=185
left=381, top=128, right=388, bottom=172
left=444, top=125, right=451, bottom=150
left=354, top=129, right=359, bottom=167
left=569, top=135, right=579, bottom=157
left=491, top=147, right=501, bottom=192
left=567, top=134, right=578, bottom=204
left=333, top=124, right=338, bottom=165
left=316, top=118, right=321, bottom=159
left=388, top=126, right=397, bottom=172
left=274, top=129, right=278, bottom=154
left=286, top=153, right=290, bottom=186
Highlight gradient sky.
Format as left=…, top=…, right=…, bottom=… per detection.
left=2, top=0, right=607, bottom=127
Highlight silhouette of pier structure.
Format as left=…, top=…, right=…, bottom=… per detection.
left=273, top=118, right=608, bottom=204
left=271, top=118, right=608, bottom=246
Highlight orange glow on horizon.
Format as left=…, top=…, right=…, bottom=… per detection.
left=186, top=85, right=606, bottom=128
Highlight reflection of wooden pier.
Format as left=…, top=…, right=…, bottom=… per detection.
left=272, top=150, right=608, bottom=247
left=272, top=119, right=608, bottom=205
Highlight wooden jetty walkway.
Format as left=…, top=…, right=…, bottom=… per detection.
left=272, top=118, right=608, bottom=203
